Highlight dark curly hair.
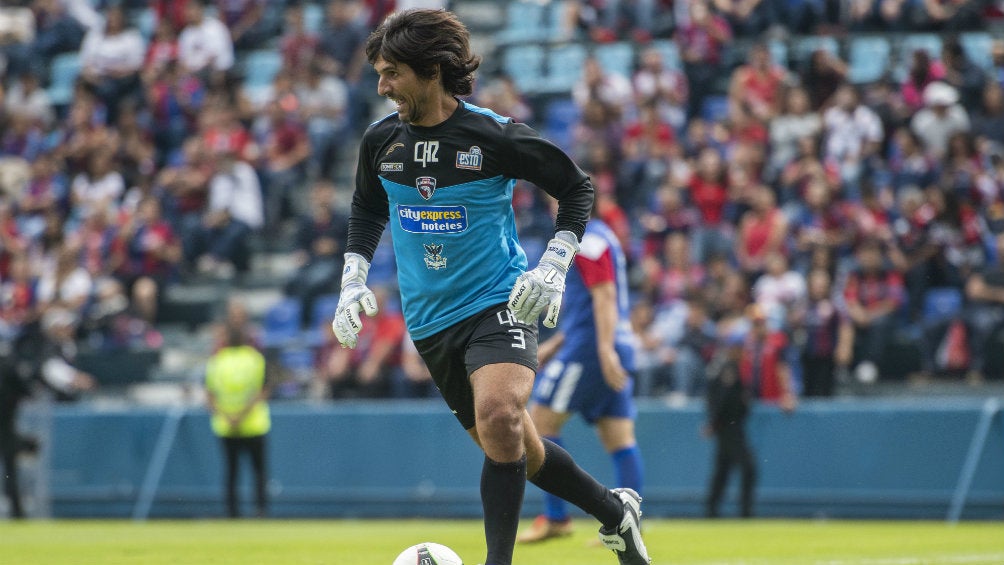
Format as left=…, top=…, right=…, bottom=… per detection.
left=365, top=9, right=481, bottom=97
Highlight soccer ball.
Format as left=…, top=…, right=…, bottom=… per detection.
left=392, top=542, right=463, bottom=565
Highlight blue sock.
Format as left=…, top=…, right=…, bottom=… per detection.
left=612, top=444, right=643, bottom=495
left=542, top=436, right=569, bottom=522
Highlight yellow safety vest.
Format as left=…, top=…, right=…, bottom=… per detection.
left=205, top=345, right=270, bottom=438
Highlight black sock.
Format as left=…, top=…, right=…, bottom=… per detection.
left=529, top=438, right=623, bottom=529
left=481, top=454, right=526, bottom=565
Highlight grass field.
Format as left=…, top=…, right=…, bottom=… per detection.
left=2, top=518, right=1003, bottom=565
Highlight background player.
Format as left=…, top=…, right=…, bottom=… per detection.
left=331, top=9, right=650, bottom=565
left=518, top=209, right=643, bottom=543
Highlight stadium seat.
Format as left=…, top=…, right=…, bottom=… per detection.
left=242, top=50, right=283, bottom=89
left=262, top=297, right=303, bottom=348
left=494, top=1, right=547, bottom=45
left=960, top=32, right=993, bottom=71
left=47, top=52, right=81, bottom=107
left=700, top=94, right=729, bottom=123
left=542, top=43, right=588, bottom=94
left=502, top=44, right=546, bottom=93
left=134, top=7, right=156, bottom=40
left=894, top=34, right=944, bottom=83
left=650, top=39, right=681, bottom=71
left=544, top=97, right=580, bottom=151
left=594, top=42, right=635, bottom=79
left=848, top=36, right=891, bottom=84
left=923, top=287, right=963, bottom=323
left=767, top=38, right=788, bottom=69
left=303, top=2, right=324, bottom=34
left=310, top=294, right=341, bottom=328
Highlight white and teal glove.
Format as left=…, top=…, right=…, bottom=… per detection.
left=332, top=253, right=379, bottom=349
left=508, top=230, right=578, bottom=328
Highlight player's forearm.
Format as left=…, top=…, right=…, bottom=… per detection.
left=345, top=206, right=387, bottom=261
left=590, top=282, right=620, bottom=354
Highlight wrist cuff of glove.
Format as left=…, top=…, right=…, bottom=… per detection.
left=542, top=231, right=578, bottom=272
left=341, top=252, right=371, bottom=288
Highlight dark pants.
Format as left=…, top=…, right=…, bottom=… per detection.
left=221, top=435, right=267, bottom=518
left=1, top=395, right=24, bottom=519
left=706, top=426, right=757, bottom=518
left=801, top=353, right=836, bottom=397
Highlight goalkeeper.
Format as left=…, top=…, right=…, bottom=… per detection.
left=332, top=9, right=650, bottom=565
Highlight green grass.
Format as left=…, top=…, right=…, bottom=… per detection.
left=2, top=518, right=1003, bottom=565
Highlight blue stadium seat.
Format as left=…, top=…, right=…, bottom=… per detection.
left=923, top=287, right=963, bottom=323
left=768, top=39, right=788, bottom=69
left=848, top=36, right=891, bottom=84
left=502, top=44, right=545, bottom=93
left=960, top=32, right=993, bottom=71
left=134, top=7, right=156, bottom=40
left=700, top=95, right=729, bottom=123
left=650, top=39, right=681, bottom=71
left=544, top=97, right=580, bottom=151
left=303, top=2, right=324, bottom=34
left=47, top=52, right=81, bottom=106
left=542, top=43, right=588, bottom=94
left=242, top=49, right=283, bottom=89
left=790, top=36, right=839, bottom=68
left=262, top=297, right=303, bottom=348
left=895, top=34, right=944, bottom=83
left=594, top=42, right=635, bottom=79
left=495, top=1, right=547, bottom=45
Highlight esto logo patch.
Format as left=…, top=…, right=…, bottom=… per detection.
left=455, top=146, right=483, bottom=171
left=423, top=243, right=447, bottom=270
left=416, top=176, right=437, bottom=200
left=398, top=205, right=468, bottom=234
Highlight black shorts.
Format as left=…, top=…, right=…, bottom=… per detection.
left=413, top=302, right=538, bottom=430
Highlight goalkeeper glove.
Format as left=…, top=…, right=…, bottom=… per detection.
left=508, top=230, right=578, bottom=328
left=332, top=253, right=378, bottom=349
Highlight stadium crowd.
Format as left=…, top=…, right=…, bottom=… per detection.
left=0, top=0, right=1003, bottom=404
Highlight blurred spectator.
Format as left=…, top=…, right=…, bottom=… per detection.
left=619, top=100, right=676, bottom=210
left=215, top=0, right=281, bottom=52
left=476, top=75, right=533, bottom=125
left=78, top=5, right=145, bottom=125
left=572, top=56, right=634, bottom=121
left=1, top=0, right=89, bottom=78
left=921, top=0, right=982, bottom=30
left=887, top=128, right=938, bottom=192
left=887, top=186, right=940, bottom=319
left=178, top=0, right=235, bottom=76
left=253, top=99, right=311, bottom=231
left=189, top=146, right=264, bottom=278
left=4, top=70, right=54, bottom=128
left=143, top=17, right=180, bottom=84
left=801, top=49, right=848, bottom=111
left=642, top=231, right=706, bottom=308
left=317, top=0, right=368, bottom=84
left=17, top=151, right=68, bottom=241
left=110, top=196, right=181, bottom=331
left=36, top=243, right=92, bottom=319
left=69, top=149, right=124, bottom=226
left=822, top=83, right=883, bottom=196
left=911, top=81, right=969, bottom=159
left=676, top=0, right=731, bottom=120
left=673, top=294, right=719, bottom=397
left=768, top=87, right=821, bottom=181
left=631, top=296, right=686, bottom=397
left=639, top=182, right=699, bottom=257
left=729, top=41, right=787, bottom=126
left=279, top=4, right=319, bottom=77
left=153, top=0, right=192, bottom=34
left=316, top=285, right=404, bottom=399
left=703, top=330, right=756, bottom=518
left=633, top=46, right=688, bottom=134
left=971, top=82, right=1004, bottom=148
left=687, top=147, right=734, bottom=262
left=284, top=181, right=348, bottom=327
left=792, top=268, right=843, bottom=397
left=205, top=323, right=271, bottom=518
left=145, top=61, right=206, bottom=163
left=740, top=304, right=797, bottom=410
left=941, top=37, right=986, bottom=112
left=735, top=185, right=788, bottom=280
left=752, top=252, right=806, bottom=331
left=961, top=232, right=1004, bottom=382
left=901, top=49, right=945, bottom=114
left=295, top=59, right=350, bottom=180
left=836, top=238, right=906, bottom=383
left=713, top=0, right=775, bottom=37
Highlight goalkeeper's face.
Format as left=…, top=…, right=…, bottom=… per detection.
left=374, top=56, right=441, bottom=126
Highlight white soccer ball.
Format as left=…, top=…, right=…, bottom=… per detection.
left=392, top=542, right=463, bottom=565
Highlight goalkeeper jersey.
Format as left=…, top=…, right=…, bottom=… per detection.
left=347, top=100, right=593, bottom=340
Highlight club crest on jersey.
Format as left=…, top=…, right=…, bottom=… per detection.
left=416, top=176, right=437, bottom=200
left=423, top=243, right=447, bottom=270
left=456, top=146, right=483, bottom=171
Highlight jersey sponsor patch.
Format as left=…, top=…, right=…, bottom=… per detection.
left=455, top=146, right=483, bottom=171
left=416, top=176, right=437, bottom=199
left=398, top=205, right=468, bottom=233
left=423, top=243, right=447, bottom=270
left=380, top=162, right=403, bottom=172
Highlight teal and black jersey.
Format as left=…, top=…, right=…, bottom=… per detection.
left=346, top=100, right=594, bottom=340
